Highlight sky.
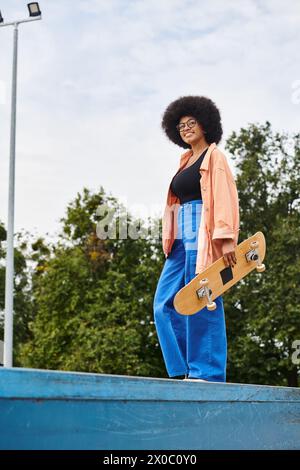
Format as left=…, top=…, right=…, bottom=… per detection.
left=0, top=0, right=299, bottom=242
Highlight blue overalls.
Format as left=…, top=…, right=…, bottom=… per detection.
left=153, top=199, right=227, bottom=381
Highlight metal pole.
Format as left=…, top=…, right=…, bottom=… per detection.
left=4, top=23, right=18, bottom=367
left=1, top=13, right=41, bottom=368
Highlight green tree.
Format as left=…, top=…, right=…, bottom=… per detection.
left=19, top=187, right=166, bottom=377
left=0, top=223, right=34, bottom=364
left=10, top=122, right=300, bottom=387
left=225, top=122, right=300, bottom=386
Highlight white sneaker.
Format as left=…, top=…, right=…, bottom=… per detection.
left=183, top=377, right=208, bottom=382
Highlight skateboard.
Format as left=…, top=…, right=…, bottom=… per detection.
left=173, top=231, right=266, bottom=315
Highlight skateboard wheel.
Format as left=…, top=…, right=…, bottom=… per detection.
left=207, top=301, right=217, bottom=311
left=200, top=278, right=209, bottom=286
left=256, top=263, right=266, bottom=272
left=250, top=240, right=258, bottom=249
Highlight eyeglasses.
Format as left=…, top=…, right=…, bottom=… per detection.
left=176, top=118, right=197, bottom=132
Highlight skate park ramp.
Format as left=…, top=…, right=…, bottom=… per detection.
left=0, top=367, right=299, bottom=450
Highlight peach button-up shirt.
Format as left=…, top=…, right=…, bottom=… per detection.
left=162, top=142, right=240, bottom=274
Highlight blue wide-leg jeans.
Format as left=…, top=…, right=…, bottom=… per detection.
left=153, top=199, right=227, bottom=382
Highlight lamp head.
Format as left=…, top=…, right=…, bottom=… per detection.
left=27, top=3, right=41, bottom=17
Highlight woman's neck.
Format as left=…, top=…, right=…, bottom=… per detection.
left=191, top=139, right=209, bottom=158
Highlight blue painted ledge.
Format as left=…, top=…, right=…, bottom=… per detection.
left=0, top=367, right=299, bottom=450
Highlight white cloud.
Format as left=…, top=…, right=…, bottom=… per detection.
left=0, top=80, right=6, bottom=104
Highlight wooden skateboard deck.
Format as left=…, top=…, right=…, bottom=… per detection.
left=174, top=231, right=266, bottom=315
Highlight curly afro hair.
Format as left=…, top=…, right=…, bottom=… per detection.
left=161, top=95, right=223, bottom=149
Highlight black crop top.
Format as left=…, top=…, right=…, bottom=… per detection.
left=170, top=148, right=208, bottom=204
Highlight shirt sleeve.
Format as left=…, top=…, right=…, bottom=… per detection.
left=212, top=165, right=236, bottom=241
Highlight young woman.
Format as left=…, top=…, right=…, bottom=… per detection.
left=153, top=95, right=240, bottom=382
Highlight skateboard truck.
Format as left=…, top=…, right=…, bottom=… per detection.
left=246, top=240, right=266, bottom=273
left=196, top=278, right=217, bottom=311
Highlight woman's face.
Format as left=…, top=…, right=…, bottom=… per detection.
left=177, top=115, right=205, bottom=146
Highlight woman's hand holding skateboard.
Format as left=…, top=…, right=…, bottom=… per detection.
left=222, top=239, right=237, bottom=268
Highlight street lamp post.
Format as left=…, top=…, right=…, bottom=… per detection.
left=0, top=3, right=42, bottom=367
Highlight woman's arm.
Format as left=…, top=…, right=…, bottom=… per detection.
left=222, top=238, right=237, bottom=268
